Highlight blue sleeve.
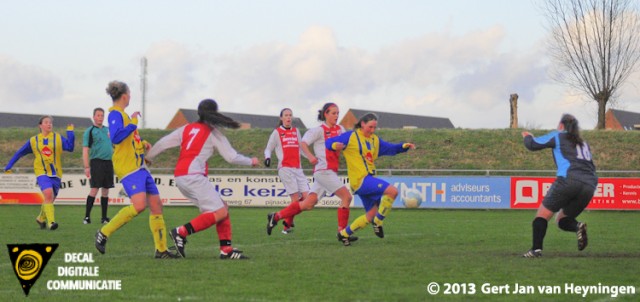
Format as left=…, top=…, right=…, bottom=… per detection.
left=325, top=131, right=353, bottom=150
left=5, top=141, right=33, bottom=170
left=378, top=137, right=407, bottom=156
left=108, top=111, right=136, bottom=144
left=524, top=131, right=557, bottom=151
left=62, top=130, right=75, bottom=152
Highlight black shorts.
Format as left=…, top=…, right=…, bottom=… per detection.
left=542, top=177, right=595, bottom=217
left=89, top=159, right=115, bottom=189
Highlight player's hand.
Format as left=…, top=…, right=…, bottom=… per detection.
left=251, top=157, right=260, bottom=167
left=131, top=111, right=142, bottom=119
left=264, top=158, right=271, bottom=167
left=144, top=142, right=152, bottom=151
left=332, top=142, right=345, bottom=151
left=84, top=167, right=91, bottom=178
left=4, top=169, right=12, bottom=174
left=144, top=158, right=153, bottom=166
left=521, top=131, right=532, bottom=138
left=402, top=143, right=416, bottom=150
left=308, top=155, right=318, bottom=166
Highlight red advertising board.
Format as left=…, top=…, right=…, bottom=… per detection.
left=511, top=177, right=640, bottom=210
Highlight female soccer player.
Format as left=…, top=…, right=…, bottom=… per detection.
left=327, top=113, right=415, bottom=246
left=146, top=99, right=258, bottom=260
left=263, top=108, right=309, bottom=234
left=4, top=116, right=75, bottom=230
left=266, top=103, right=354, bottom=237
left=94, top=81, right=177, bottom=259
left=521, top=114, right=597, bottom=258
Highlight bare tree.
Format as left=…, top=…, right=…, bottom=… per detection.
left=541, top=0, right=640, bottom=129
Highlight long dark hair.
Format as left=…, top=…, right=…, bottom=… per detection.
left=354, top=112, right=378, bottom=130
left=317, top=102, right=337, bottom=121
left=560, top=113, right=583, bottom=145
left=278, top=108, right=292, bottom=127
left=197, top=99, right=240, bottom=129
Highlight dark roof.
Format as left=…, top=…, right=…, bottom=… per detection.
left=348, top=109, right=454, bottom=129
left=179, top=109, right=307, bottom=129
left=610, top=109, right=640, bottom=130
left=0, top=112, right=93, bottom=128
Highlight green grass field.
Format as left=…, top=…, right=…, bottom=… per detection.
left=0, top=205, right=638, bottom=301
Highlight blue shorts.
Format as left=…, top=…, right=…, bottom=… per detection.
left=354, top=175, right=390, bottom=212
left=121, top=169, right=159, bottom=197
left=37, top=175, right=61, bottom=197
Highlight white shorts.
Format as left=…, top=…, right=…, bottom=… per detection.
left=310, top=169, right=345, bottom=199
left=175, top=174, right=224, bottom=213
left=278, top=167, right=309, bottom=196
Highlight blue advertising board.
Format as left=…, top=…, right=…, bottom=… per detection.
left=351, top=176, right=511, bottom=209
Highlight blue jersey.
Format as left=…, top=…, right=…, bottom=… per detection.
left=524, top=131, right=597, bottom=187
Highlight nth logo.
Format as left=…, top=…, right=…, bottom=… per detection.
left=7, top=243, right=58, bottom=296
left=514, top=180, right=552, bottom=205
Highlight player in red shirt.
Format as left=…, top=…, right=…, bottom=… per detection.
left=146, top=99, right=259, bottom=259
left=264, top=108, right=309, bottom=234
left=266, top=103, right=355, bottom=241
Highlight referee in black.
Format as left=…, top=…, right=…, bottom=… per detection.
left=82, top=108, right=114, bottom=224
left=521, top=114, right=597, bottom=258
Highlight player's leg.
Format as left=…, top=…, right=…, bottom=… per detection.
left=524, top=179, right=566, bottom=257
left=100, top=188, right=110, bottom=223
left=557, top=182, right=594, bottom=251
left=38, top=176, right=60, bottom=230
left=335, top=186, right=353, bottom=232
left=84, top=187, right=99, bottom=224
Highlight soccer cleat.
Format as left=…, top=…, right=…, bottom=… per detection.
left=337, top=232, right=355, bottom=246
left=372, top=223, right=384, bottom=238
left=282, top=221, right=294, bottom=234
left=95, top=230, right=108, bottom=254
left=220, top=248, right=249, bottom=260
left=266, top=213, right=278, bottom=236
left=170, top=228, right=187, bottom=258
left=577, top=222, right=588, bottom=251
left=49, top=222, right=59, bottom=230
left=36, top=218, right=46, bottom=230
left=523, top=249, right=542, bottom=258
left=101, top=217, right=111, bottom=224
left=83, top=217, right=91, bottom=224
left=154, top=250, right=180, bottom=259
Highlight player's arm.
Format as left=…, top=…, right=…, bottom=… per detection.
left=297, top=130, right=308, bottom=159
left=108, top=111, right=137, bottom=144
left=62, top=124, right=75, bottom=152
left=146, top=127, right=183, bottom=163
left=378, top=137, right=411, bottom=156
left=523, top=131, right=556, bottom=151
left=325, top=131, right=352, bottom=151
left=300, top=128, right=319, bottom=165
left=263, top=129, right=278, bottom=167
left=4, top=141, right=33, bottom=171
left=211, top=128, right=254, bottom=166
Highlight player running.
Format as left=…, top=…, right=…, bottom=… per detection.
left=327, top=113, right=414, bottom=246
left=263, top=108, right=309, bottom=234
left=4, top=116, right=75, bottom=230
left=521, top=114, right=597, bottom=258
left=266, top=102, right=354, bottom=238
left=146, top=99, right=259, bottom=260
left=94, top=81, right=177, bottom=259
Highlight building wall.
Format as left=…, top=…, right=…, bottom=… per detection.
left=166, top=111, right=189, bottom=130
left=339, top=111, right=359, bottom=129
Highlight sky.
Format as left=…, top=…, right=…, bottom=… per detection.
left=2, top=0, right=640, bottom=130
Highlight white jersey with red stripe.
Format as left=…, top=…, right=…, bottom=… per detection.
left=301, top=123, right=344, bottom=173
left=146, top=122, right=253, bottom=176
left=264, top=126, right=303, bottom=169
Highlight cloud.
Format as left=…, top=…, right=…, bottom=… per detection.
left=0, top=55, right=63, bottom=105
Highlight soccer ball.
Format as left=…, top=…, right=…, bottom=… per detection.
left=402, top=188, right=423, bottom=208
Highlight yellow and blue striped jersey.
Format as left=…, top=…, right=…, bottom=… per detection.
left=326, top=129, right=408, bottom=191
left=4, top=126, right=75, bottom=177
left=108, top=106, right=147, bottom=179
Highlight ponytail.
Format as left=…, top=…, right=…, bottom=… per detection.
left=560, top=114, right=583, bottom=145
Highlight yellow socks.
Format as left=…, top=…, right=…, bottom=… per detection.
left=340, top=214, right=370, bottom=237
left=101, top=205, right=138, bottom=237
left=37, top=204, right=47, bottom=222
left=149, top=214, right=168, bottom=252
left=373, top=195, right=394, bottom=226
left=42, top=203, right=55, bottom=224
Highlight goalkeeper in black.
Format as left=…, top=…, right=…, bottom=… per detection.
left=521, top=114, right=597, bottom=258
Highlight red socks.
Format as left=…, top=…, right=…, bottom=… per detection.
left=337, top=207, right=350, bottom=231
left=277, top=201, right=302, bottom=222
